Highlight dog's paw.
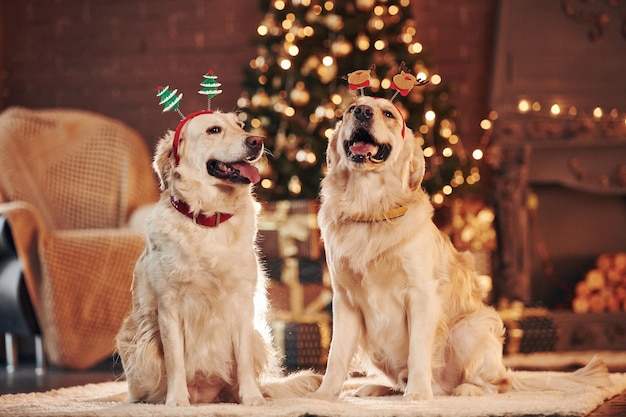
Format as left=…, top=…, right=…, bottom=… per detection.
left=306, top=389, right=338, bottom=401
left=403, top=390, right=434, bottom=401
left=452, top=383, right=486, bottom=397
left=242, top=395, right=266, bottom=406
left=353, top=384, right=397, bottom=397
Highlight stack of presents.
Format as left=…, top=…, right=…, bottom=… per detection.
left=257, top=200, right=331, bottom=371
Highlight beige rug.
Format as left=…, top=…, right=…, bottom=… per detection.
left=1, top=371, right=626, bottom=417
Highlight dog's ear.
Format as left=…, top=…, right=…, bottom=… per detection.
left=152, top=131, right=175, bottom=191
left=406, top=128, right=426, bottom=191
left=325, top=120, right=342, bottom=170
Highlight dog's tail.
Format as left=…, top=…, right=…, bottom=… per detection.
left=509, top=356, right=612, bottom=392
left=260, top=370, right=323, bottom=399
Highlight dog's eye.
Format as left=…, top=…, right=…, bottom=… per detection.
left=383, top=110, right=394, bottom=119
left=207, top=126, right=222, bottom=134
left=347, top=105, right=355, bottom=113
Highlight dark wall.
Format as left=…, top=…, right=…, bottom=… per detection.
left=0, top=0, right=263, bottom=150
left=0, top=0, right=496, bottom=153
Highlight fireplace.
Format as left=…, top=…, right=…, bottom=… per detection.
left=487, top=0, right=626, bottom=309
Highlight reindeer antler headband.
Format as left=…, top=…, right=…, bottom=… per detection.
left=156, top=70, right=223, bottom=165
left=344, top=62, right=429, bottom=100
left=343, top=62, right=429, bottom=138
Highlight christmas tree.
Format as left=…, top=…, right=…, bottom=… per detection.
left=239, top=0, right=482, bottom=203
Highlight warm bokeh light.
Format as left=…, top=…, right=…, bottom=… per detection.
left=356, top=33, right=370, bottom=50
left=409, top=42, right=423, bottom=54
left=432, top=193, right=444, bottom=205
left=518, top=99, right=530, bottom=113
left=287, top=45, right=299, bottom=56
left=593, top=106, right=603, bottom=119
left=279, top=58, right=291, bottom=70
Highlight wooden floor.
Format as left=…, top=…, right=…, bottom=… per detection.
left=0, top=359, right=625, bottom=416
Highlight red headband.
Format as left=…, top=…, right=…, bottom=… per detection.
left=172, top=110, right=214, bottom=165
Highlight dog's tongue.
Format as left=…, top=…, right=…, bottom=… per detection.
left=349, top=142, right=378, bottom=156
left=232, top=162, right=261, bottom=184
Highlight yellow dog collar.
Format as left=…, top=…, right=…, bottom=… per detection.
left=348, top=206, right=408, bottom=222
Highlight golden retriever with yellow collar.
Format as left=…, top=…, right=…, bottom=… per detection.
left=312, top=96, right=611, bottom=400
left=116, top=111, right=320, bottom=406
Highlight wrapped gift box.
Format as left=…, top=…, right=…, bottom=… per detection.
left=258, top=199, right=322, bottom=263
left=500, top=301, right=557, bottom=354
left=268, top=281, right=332, bottom=371
left=272, top=320, right=330, bottom=371
left=259, top=200, right=332, bottom=370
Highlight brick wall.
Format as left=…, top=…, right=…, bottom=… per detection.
left=0, top=0, right=496, bottom=152
left=412, top=0, right=497, bottom=147
left=0, top=0, right=264, bottom=150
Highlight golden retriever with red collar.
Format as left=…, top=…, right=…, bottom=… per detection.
left=312, top=96, right=611, bottom=400
left=116, top=111, right=320, bottom=406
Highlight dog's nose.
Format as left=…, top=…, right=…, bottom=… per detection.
left=246, top=135, right=264, bottom=153
left=353, top=105, right=374, bottom=122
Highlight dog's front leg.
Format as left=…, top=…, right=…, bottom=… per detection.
left=311, top=288, right=361, bottom=400
left=233, top=297, right=265, bottom=406
left=158, top=302, right=189, bottom=406
left=404, top=286, right=438, bottom=401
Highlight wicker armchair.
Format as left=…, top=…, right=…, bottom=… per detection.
left=0, top=107, right=158, bottom=370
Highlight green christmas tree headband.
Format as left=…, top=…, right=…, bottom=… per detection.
left=156, top=70, right=223, bottom=165
left=343, top=62, right=429, bottom=139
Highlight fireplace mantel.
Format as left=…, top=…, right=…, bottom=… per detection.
left=489, top=118, right=626, bottom=304
left=488, top=1, right=626, bottom=306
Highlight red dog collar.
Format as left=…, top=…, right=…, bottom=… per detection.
left=170, top=196, right=233, bottom=227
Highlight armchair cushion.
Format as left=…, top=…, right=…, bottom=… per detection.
left=0, top=107, right=158, bottom=369
left=39, top=228, right=146, bottom=369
